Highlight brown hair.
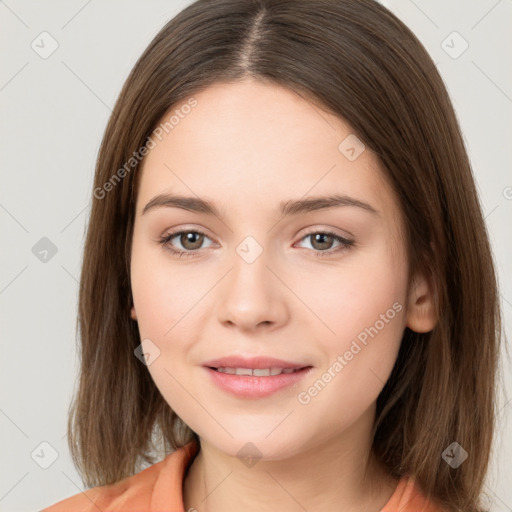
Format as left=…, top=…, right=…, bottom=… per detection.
left=68, top=1, right=502, bottom=510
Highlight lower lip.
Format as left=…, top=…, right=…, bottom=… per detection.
left=204, top=367, right=312, bottom=399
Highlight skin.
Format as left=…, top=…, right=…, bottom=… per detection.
left=130, top=78, right=437, bottom=512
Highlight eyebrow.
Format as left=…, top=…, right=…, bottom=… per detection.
left=141, top=193, right=380, bottom=218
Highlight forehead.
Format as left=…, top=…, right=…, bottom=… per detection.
left=136, top=79, right=398, bottom=220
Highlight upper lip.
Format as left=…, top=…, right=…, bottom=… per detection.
left=202, top=356, right=310, bottom=370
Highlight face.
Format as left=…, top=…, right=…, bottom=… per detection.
left=130, top=78, right=416, bottom=460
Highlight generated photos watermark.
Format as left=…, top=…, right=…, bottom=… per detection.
left=297, top=301, right=403, bottom=405
left=93, top=97, right=198, bottom=200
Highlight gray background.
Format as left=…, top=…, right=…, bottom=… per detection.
left=0, top=1, right=510, bottom=510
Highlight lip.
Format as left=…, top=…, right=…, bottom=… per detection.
left=202, top=356, right=307, bottom=370
left=202, top=356, right=313, bottom=399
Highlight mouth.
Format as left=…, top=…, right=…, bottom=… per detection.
left=202, top=357, right=313, bottom=398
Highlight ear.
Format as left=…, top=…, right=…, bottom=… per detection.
left=130, top=305, right=138, bottom=321
left=405, top=271, right=437, bottom=333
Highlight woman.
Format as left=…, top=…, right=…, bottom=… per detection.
left=42, top=1, right=501, bottom=510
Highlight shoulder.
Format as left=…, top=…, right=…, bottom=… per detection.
left=380, top=475, right=448, bottom=512
left=40, top=441, right=199, bottom=512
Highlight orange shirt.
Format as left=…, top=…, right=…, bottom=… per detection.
left=41, top=440, right=445, bottom=512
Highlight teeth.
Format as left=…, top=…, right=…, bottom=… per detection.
left=253, top=368, right=270, bottom=376
left=216, top=367, right=298, bottom=376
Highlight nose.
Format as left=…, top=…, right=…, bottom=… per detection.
left=216, top=240, right=289, bottom=332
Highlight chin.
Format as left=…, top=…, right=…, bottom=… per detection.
left=196, top=427, right=309, bottom=463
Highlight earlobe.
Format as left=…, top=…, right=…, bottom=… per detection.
left=405, top=271, right=437, bottom=333
left=130, top=305, right=138, bottom=321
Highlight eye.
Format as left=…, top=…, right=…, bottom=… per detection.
left=294, top=230, right=354, bottom=257
left=158, top=228, right=354, bottom=259
left=158, top=230, right=214, bottom=259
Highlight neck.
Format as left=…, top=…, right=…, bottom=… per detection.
left=182, top=404, right=398, bottom=512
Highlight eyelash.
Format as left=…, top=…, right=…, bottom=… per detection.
left=158, top=229, right=354, bottom=259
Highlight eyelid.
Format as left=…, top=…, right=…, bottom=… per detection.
left=158, top=224, right=217, bottom=241
left=295, top=224, right=355, bottom=240
left=159, top=224, right=353, bottom=242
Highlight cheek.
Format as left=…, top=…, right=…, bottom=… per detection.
left=296, top=246, right=407, bottom=404
left=130, top=238, right=198, bottom=341
left=130, top=244, right=202, bottom=420
left=307, top=245, right=408, bottom=346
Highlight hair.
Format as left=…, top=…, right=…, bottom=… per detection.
left=67, top=1, right=502, bottom=510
